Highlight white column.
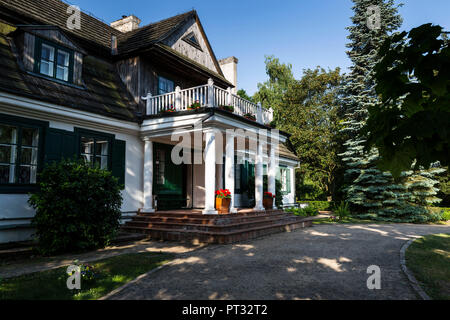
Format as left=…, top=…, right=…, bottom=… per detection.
left=225, top=132, right=237, bottom=213
left=207, top=78, right=215, bottom=108
left=290, top=167, right=296, bottom=202
left=203, top=130, right=218, bottom=214
left=142, top=138, right=155, bottom=213
left=254, top=139, right=265, bottom=211
left=257, top=102, right=263, bottom=124
left=175, top=86, right=181, bottom=110
left=268, top=143, right=277, bottom=209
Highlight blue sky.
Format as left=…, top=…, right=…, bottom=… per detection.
left=68, top=0, right=450, bottom=95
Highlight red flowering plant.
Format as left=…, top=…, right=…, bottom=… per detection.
left=264, top=192, right=275, bottom=199
left=161, top=105, right=176, bottom=113
left=188, top=100, right=202, bottom=110
left=215, top=189, right=231, bottom=199
left=243, top=113, right=256, bottom=121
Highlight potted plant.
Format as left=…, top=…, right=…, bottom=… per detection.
left=188, top=100, right=201, bottom=110
left=215, top=189, right=231, bottom=214
left=160, top=105, right=176, bottom=113
left=263, top=192, right=275, bottom=210
left=219, top=105, right=234, bottom=112
left=243, top=113, right=256, bottom=121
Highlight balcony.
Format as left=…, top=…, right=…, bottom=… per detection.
left=142, top=79, right=273, bottom=125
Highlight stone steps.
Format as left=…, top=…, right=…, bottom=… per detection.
left=121, top=210, right=313, bottom=244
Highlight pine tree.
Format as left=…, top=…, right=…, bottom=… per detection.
left=339, top=0, right=429, bottom=222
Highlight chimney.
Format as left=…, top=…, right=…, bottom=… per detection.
left=110, top=15, right=141, bottom=33
left=219, top=57, right=238, bottom=94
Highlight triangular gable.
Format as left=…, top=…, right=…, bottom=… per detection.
left=18, top=25, right=86, bottom=54
left=182, top=32, right=202, bottom=51
left=161, top=13, right=223, bottom=76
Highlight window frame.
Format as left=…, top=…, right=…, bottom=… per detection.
left=158, top=76, right=175, bottom=95
left=0, top=114, right=48, bottom=194
left=279, top=166, right=291, bottom=195
left=34, top=37, right=75, bottom=84
left=75, top=128, right=114, bottom=171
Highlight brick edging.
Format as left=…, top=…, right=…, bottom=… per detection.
left=399, top=238, right=431, bottom=300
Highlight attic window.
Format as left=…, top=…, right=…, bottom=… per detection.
left=34, top=38, right=74, bottom=83
left=182, top=32, right=202, bottom=51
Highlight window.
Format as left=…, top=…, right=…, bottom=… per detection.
left=279, top=167, right=291, bottom=194
left=182, top=32, right=203, bottom=51
left=35, top=38, right=73, bottom=83
left=77, top=129, right=113, bottom=170
left=0, top=116, right=46, bottom=190
left=158, top=76, right=175, bottom=95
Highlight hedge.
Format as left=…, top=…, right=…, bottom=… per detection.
left=297, top=201, right=334, bottom=212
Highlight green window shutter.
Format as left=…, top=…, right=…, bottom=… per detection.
left=276, top=167, right=281, bottom=183
left=44, top=128, right=77, bottom=164
left=112, top=139, right=126, bottom=188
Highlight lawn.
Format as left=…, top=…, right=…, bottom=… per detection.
left=0, top=252, right=173, bottom=300
left=405, top=233, right=450, bottom=300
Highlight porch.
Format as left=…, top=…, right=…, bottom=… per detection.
left=140, top=127, right=283, bottom=215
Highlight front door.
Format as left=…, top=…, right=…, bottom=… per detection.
left=154, top=143, right=186, bottom=210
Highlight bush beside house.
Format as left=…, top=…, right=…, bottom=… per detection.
left=29, top=160, right=123, bottom=255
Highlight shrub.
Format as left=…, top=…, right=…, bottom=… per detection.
left=297, top=201, right=334, bottom=212
left=441, top=208, right=450, bottom=221
left=333, top=201, right=351, bottom=220
left=29, top=159, right=123, bottom=255
left=286, top=206, right=318, bottom=217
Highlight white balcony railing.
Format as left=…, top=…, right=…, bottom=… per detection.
left=142, top=78, right=274, bottom=125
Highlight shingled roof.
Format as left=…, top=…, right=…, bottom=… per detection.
left=0, top=23, right=138, bottom=121
left=0, top=1, right=229, bottom=121
left=117, top=10, right=196, bottom=55
left=0, top=0, right=120, bottom=56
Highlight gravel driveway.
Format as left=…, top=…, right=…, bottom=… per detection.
left=107, top=223, right=450, bottom=300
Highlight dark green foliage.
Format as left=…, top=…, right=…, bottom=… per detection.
left=333, top=202, right=351, bottom=220
left=29, top=159, right=123, bottom=255
left=236, top=89, right=255, bottom=103
left=286, top=206, right=318, bottom=217
left=297, top=201, right=334, bottom=212
left=338, top=0, right=432, bottom=222
left=364, top=24, right=450, bottom=176
left=437, top=168, right=450, bottom=207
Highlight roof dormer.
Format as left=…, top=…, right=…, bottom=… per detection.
left=14, top=25, right=86, bottom=86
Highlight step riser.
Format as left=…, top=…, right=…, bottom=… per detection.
left=122, top=220, right=312, bottom=244
left=130, top=213, right=287, bottom=226
left=138, top=210, right=283, bottom=219
left=125, top=217, right=298, bottom=232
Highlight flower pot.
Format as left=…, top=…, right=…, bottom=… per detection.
left=215, top=197, right=231, bottom=214
left=263, top=198, right=273, bottom=210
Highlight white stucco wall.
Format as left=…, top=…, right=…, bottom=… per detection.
left=0, top=109, right=143, bottom=244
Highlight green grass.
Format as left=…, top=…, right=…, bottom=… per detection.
left=0, top=252, right=173, bottom=300
left=405, top=234, right=450, bottom=300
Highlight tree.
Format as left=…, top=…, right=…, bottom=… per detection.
left=236, top=89, right=255, bottom=103
left=338, top=0, right=430, bottom=221
left=363, top=24, right=450, bottom=177
left=278, top=67, right=343, bottom=199
left=254, top=55, right=295, bottom=123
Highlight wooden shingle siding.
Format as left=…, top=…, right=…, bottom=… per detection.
left=73, top=52, right=83, bottom=85
left=22, top=32, right=34, bottom=71
left=163, top=17, right=219, bottom=74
